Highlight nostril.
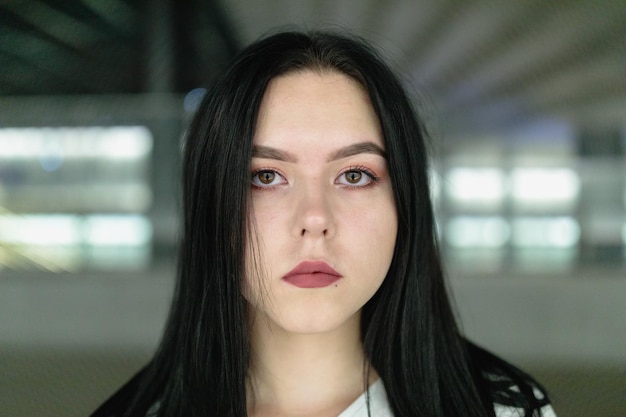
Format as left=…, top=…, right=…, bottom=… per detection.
left=300, top=228, right=330, bottom=236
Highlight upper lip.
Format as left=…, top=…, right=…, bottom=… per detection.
left=283, top=261, right=342, bottom=278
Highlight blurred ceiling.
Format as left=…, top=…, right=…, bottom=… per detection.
left=1, top=0, right=625, bottom=133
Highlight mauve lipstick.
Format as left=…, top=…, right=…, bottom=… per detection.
left=283, top=261, right=342, bottom=288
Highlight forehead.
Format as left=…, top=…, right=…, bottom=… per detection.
left=254, top=70, right=383, bottom=148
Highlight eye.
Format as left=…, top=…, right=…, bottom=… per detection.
left=336, top=167, right=379, bottom=187
left=344, top=171, right=363, bottom=184
left=251, top=169, right=286, bottom=188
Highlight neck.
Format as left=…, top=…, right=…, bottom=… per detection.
left=247, top=312, right=377, bottom=416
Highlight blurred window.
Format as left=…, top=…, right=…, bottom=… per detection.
left=445, top=168, right=505, bottom=210
left=511, top=168, right=579, bottom=211
left=0, top=126, right=153, bottom=272
left=438, top=123, right=625, bottom=274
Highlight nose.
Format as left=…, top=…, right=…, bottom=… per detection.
left=293, top=182, right=335, bottom=238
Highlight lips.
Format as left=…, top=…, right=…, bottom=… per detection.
left=283, top=261, right=343, bottom=288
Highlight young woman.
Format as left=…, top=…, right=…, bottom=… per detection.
left=91, top=30, right=556, bottom=417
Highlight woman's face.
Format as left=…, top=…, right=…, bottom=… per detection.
left=245, top=70, right=397, bottom=335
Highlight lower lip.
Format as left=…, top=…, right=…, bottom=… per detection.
left=283, top=273, right=341, bottom=288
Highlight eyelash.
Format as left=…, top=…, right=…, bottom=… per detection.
left=338, top=165, right=381, bottom=189
left=250, top=165, right=381, bottom=190
left=250, top=167, right=287, bottom=190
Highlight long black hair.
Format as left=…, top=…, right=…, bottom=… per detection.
left=92, top=30, right=551, bottom=417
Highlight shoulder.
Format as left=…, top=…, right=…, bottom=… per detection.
left=90, top=367, right=147, bottom=417
left=467, top=342, right=556, bottom=416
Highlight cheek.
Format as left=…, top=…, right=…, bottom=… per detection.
left=242, top=245, right=257, bottom=302
left=352, top=198, right=397, bottom=237
left=375, top=203, right=398, bottom=255
left=243, top=209, right=279, bottom=302
left=242, top=249, right=271, bottom=313
left=251, top=204, right=281, bottom=239
left=243, top=222, right=264, bottom=302
left=347, top=203, right=397, bottom=265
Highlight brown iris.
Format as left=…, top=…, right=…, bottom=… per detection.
left=345, top=171, right=362, bottom=184
left=258, top=171, right=275, bottom=184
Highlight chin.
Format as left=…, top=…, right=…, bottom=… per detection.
left=278, top=321, right=345, bottom=335
left=271, top=309, right=360, bottom=336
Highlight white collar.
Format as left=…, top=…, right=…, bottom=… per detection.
left=337, top=379, right=393, bottom=417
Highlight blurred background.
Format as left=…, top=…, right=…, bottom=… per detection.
left=0, top=0, right=624, bottom=416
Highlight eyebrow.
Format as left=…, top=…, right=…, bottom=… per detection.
left=327, top=142, right=386, bottom=161
left=252, top=141, right=386, bottom=163
left=252, top=145, right=296, bottom=162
